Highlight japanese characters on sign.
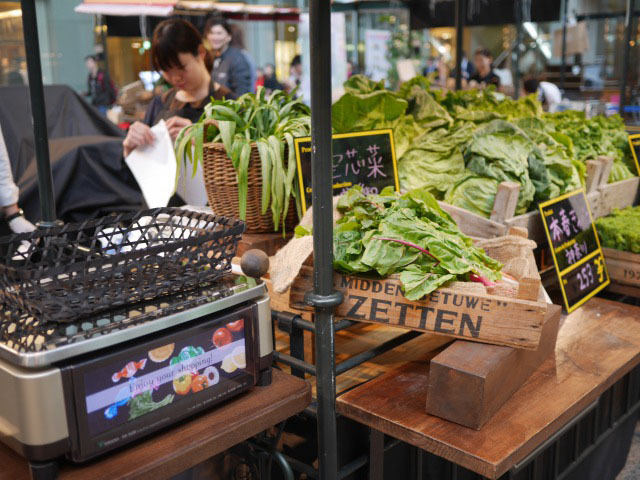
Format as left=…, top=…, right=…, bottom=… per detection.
left=539, top=189, right=610, bottom=312
left=627, top=134, right=640, bottom=176
left=294, top=129, right=400, bottom=213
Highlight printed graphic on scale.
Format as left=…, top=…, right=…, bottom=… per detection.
left=82, top=318, right=247, bottom=437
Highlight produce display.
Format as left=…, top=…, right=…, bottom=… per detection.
left=176, top=87, right=310, bottom=229
left=595, top=206, right=640, bottom=253
left=297, top=185, right=503, bottom=300
left=333, top=75, right=636, bottom=218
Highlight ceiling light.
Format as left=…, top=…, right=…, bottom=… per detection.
left=0, top=9, right=22, bottom=20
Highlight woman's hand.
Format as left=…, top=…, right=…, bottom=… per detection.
left=123, top=121, right=155, bottom=157
left=166, top=116, right=192, bottom=141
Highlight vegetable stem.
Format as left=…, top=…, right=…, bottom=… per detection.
left=374, top=237, right=440, bottom=266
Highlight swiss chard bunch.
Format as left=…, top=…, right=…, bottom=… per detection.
left=332, top=186, right=502, bottom=300
left=175, top=87, right=310, bottom=231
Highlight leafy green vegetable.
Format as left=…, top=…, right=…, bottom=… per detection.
left=333, top=186, right=502, bottom=300
left=175, top=87, right=310, bottom=231
left=128, top=391, right=174, bottom=420
left=444, top=175, right=499, bottom=218
left=596, top=206, right=640, bottom=253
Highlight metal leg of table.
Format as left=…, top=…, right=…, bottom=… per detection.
left=369, top=428, right=385, bottom=480
left=28, top=461, right=58, bottom=480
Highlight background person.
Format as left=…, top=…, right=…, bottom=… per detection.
left=228, top=22, right=257, bottom=94
left=84, top=55, right=117, bottom=115
left=263, top=63, right=283, bottom=93
left=123, top=18, right=231, bottom=157
left=523, top=77, right=562, bottom=112
left=205, top=17, right=253, bottom=98
left=286, top=55, right=302, bottom=93
left=0, top=124, right=35, bottom=234
left=468, top=48, right=500, bottom=89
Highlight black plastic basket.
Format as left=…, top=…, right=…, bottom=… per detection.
left=0, top=208, right=245, bottom=323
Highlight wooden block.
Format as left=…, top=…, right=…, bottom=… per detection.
left=425, top=304, right=561, bottom=430
left=439, top=201, right=509, bottom=239
left=597, top=155, right=614, bottom=187
left=585, top=160, right=603, bottom=193
left=289, top=267, right=547, bottom=350
left=517, top=276, right=541, bottom=301
left=237, top=233, right=290, bottom=257
left=490, top=182, right=521, bottom=223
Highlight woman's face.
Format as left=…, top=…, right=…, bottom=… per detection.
left=160, top=51, right=205, bottom=92
left=207, top=25, right=231, bottom=51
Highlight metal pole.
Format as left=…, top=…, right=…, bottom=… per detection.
left=454, top=0, right=465, bottom=90
left=514, top=0, right=523, bottom=99
left=306, top=0, right=342, bottom=479
left=560, top=0, right=568, bottom=90
left=20, top=0, right=57, bottom=226
left=620, top=0, right=636, bottom=119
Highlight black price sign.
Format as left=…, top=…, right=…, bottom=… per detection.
left=627, top=134, right=640, bottom=176
left=294, top=129, right=400, bottom=213
left=539, top=189, right=609, bottom=313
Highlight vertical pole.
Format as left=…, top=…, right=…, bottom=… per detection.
left=560, top=0, right=568, bottom=90
left=514, top=0, right=523, bottom=100
left=620, top=0, right=636, bottom=119
left=307, top=0, right=342, bottom=479
left=20, top=0, right=57, bottom=226
left=454, top=0, right=465, bottom=90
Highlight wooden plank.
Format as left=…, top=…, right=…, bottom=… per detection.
left=490, top=182, right=520, bottom=223
left=425, top=305, right=561, bottom=430
left=236, top=233, right=290, bottom=258
left=439, top=201, right=508, bottom=238
left=585, top=159, right=603, bottom=193
left=337, top=298, right=640, bottom=479
left=598, top=177, right=640, bottom=218
left=290, top=267, right=547, bottom=350
left=607, top=282, right=640, bottom=297
left=602, top=247, right=640, bottom=289
left=597, top=155, right=614, bottom=187
left=0, top=369, right=311, bottom=480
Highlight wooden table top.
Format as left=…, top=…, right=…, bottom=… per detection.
left=336, top=297, right=640, bottom=479
left=0, top=369, right=311, bottom=480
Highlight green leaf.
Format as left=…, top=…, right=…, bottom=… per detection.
left=218, top=120, right=236, bottom=153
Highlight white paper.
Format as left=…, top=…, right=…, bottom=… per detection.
left=125, top=120, right=177, bottom=208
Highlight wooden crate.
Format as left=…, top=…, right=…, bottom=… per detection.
left=289, top=229, right=548, bottom=350
left=441, top=156, right=638, bottom=243
left=602, top=247, right=640, bottom=297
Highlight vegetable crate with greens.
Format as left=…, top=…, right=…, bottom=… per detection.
left=176, top=87, right=310, bottom=233
left=596, top=206, right=640, bottom=295
left=333, top=75, right=639, bottom=241
left=289, top=187, right=549, bottom=350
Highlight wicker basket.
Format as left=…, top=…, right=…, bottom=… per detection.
left=202, top=140, right=298, bottom=233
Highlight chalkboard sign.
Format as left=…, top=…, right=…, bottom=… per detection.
left=294, top=129, right=400, bottom=213
left=539, top=189, right=609, bottom=312
left=627, top=134, right=640, bottom=175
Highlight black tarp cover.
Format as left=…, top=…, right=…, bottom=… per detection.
left=0, top=85, right=144, bottom=223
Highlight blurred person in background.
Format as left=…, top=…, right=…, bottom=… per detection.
left=205, top=17, right=253, bottom=97
left=263, top=63, right=283, bottom=94
left=286, top=55, right=302, bottom=93
left=0, top=124, right=35, bottom=234
left=523, top=77, right=562, bottom=112
left=84, top=55, right=117, bottom=115
left=468, top=48, right=500, bottom=89
left=255, top=67, right=265, bottom=90
left=123, top=18, right=232, bottom=157
left=228, top=22, right=257, bottom=94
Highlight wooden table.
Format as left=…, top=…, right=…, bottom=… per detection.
left=0, top=369, right=310, bottom=480
left=336, top=298, right=640, bottom=479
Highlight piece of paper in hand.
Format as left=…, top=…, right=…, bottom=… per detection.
left=125, top=119, right=177, bottom=208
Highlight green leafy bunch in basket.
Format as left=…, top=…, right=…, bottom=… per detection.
left=175, top=86, right=311, bottom=231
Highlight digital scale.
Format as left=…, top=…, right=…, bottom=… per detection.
left=0, top=273, right=272, bottom=477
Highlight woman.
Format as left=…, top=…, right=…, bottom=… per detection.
left=0, top=124, right=35, bottom=234
left=123, top=18, right=231, bottom=157
left=205, top=17, right=253, bottom=99
left=468, top=48, right=501, bottom=90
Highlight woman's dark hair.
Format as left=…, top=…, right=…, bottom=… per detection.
left=474, top=48, right=493, bottom=59
left=290, top=55, right=301, bottom=68
left=204, top=16, right=232, bottom=37
left=151, top=18, right=213, bottom=72
left=523, top=78, right=540, bottom=94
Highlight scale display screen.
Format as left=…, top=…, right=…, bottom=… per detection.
left=68, top=304, right=258, bottom=460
